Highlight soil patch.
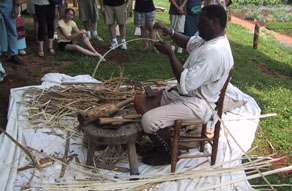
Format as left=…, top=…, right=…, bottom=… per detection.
left=0, top=13, right=130, bottom=125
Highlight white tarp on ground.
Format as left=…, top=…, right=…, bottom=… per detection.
left=0, top=73, right=261, bottom=191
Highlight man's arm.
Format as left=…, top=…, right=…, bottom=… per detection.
left=99, top=0, right=106, bottom=15
left=154, top=41, right=183, bottom=82
left=153, top=22, right=190, bottom=49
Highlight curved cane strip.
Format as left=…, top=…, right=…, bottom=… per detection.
left=200, top=92, right=276, bottom=191
left=92, top=34, right=162, bottom=78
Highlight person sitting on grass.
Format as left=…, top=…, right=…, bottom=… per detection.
left=58, top=8, right=103, bottom=59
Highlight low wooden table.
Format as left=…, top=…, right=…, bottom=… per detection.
left=83, top=122, right=142, bottom=174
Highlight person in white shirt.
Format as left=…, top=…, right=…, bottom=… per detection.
left=135, top=5, right=234, bottom=166
left=57, top=8, right=103, bottom=59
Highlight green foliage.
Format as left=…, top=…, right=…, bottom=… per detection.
left=245, top=9, right=292, bottom=22
left=232, top=0, right=283, bottom=6
left=249, top=167, right=292, bottom=191
left=266, top=21, right=292, bottom=35
left=226, top=23, right=292, bottom=158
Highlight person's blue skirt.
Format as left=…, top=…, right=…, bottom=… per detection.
left=184, top=0, right=201, bottom=37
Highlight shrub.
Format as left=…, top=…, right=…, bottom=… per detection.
left=233, top=0, right=283, bottom=6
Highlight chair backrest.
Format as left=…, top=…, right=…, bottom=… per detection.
left=215, top=67, right=234, bottom=125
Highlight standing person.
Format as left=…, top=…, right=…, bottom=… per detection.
left=0, top=0, right=24, bottom=65
left=184, top=0, right=201, bottom=37
left=134, top=0, right=159, bottom=53
left=27, top=0, right=38, bottom=40
left=135, top=5, right=234, bottom=165
left=100, top=0, right=128, bottom=50
left=169, top=0, right=188, bottom=53
left=53, top=0, right=67, bottom=40
left=31, top=0, right=55, bottom=57
left=57, top=8, right=103, bottom=59
left=78, top=0, right=103, bottom=41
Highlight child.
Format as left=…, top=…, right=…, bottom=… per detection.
left=16, top=8, right=27, bottom=55
left=169, top=0, right=188, bottom=53
left=134, top=0, right=159, bottom=53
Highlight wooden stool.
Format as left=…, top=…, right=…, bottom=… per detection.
left=84, top=123, right=142, bottom=174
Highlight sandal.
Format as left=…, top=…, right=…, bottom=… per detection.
left=38, top=50, right=44, bottom=57
left=47, top=48, right=55, bottom=54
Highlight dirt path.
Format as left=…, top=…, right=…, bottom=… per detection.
left=230, top=16, right=292, bottom=46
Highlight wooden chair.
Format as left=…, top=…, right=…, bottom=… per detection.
left=171, top=67, right=234, bottom=173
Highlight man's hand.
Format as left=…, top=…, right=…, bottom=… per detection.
left=12, top=4, right=19, bottom=18
left=153, top=22, right=172, bottom=37
left=154, top=41, right=173, bottom=55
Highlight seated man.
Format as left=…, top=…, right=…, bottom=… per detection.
left=135, top=5, right=234, bottom=165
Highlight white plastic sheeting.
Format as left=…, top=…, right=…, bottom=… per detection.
left=0, top=73, right=261, bottom=191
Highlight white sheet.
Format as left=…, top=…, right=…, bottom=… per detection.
left=0, top=73, right=261, bottom=191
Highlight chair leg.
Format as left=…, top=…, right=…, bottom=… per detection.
left=171, top=120, right=181, bottom=173
left=211, top=124, right=221, bottom=165
left=200, top=124, right=207, bottom=152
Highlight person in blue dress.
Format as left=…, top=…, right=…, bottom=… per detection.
left=184, top=0, right=201, bottom=37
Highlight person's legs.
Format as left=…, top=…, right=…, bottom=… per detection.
left=108, top=24, right=116, bottom=39
left=104, top=5, right=118, bottom=49
left=64, top=44, right=100, bottom=57
left=83, top=21, right=91, bottom=38
left=53, top=5, right=65, bottom=40
left=140, top=25, right=148, bottom=50
left=148, top=25, right=159, bottom=53
left=134, top=11, right=146, bottom=50
left=140, top=99, right=202, bottom=165
left=119, top=24, right=126, bottom=41
left=91, top=21, right=97, bottom=33
left=38, top=41, right=44, bottom=56
left=115, top=3, right=127, bottom=49
left=1, top=0, right=18, bottom=59
left=170, top=14, right=185, bottom=53
left=91, top=21, right=103, bottom=41
left=119, top=24, right=127, bottom=50
left=81, top=32, right=100, bottom=53
left=33, top=14, right=39, bottom=40
left=53, top=6, right=59, bottom=39
left=35, top=4, right=47, bottom=56
left=145, top=10, right=158, bottom=53
left=141, top=101, right=201, bottom=134
left=109, top=24, right=118, bottom=49
left=47, top=4, right=56, bottom=53
left=58, top=5, right=65, bottom=18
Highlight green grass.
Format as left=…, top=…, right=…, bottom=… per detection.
left=265, top=21, right=292, bottom=35
left=227, top=23, right=292, bottom=158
